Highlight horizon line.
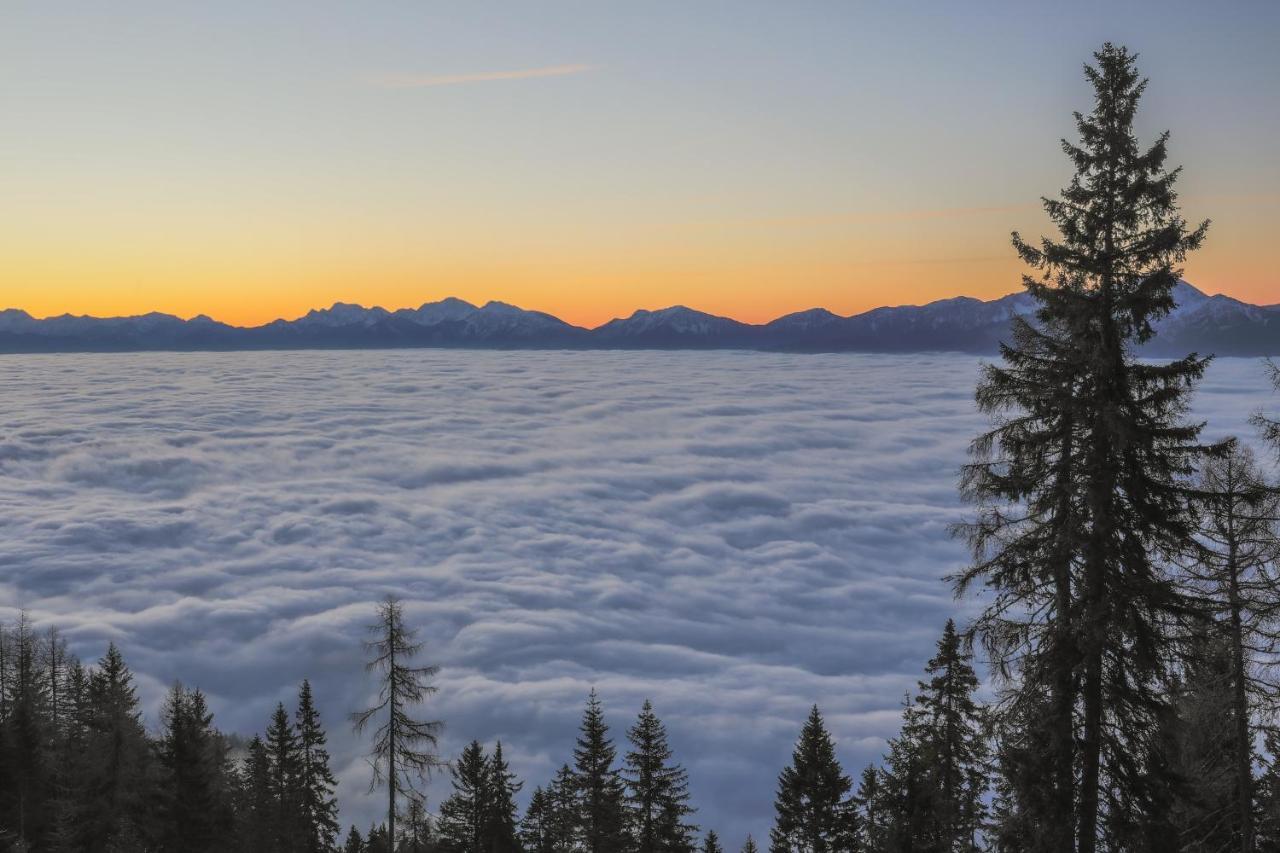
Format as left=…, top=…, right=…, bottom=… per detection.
left=0, top=280, right=1225, bottom=330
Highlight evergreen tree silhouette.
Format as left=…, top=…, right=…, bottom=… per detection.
left=572, top=689, right=630, bottom=853
left=955, top=42, right=1216, bottom=852
left=624, top=699, right=696, bottom=853
left=768, top=706, right=855, bottom=852
left=295, top=680, right=340, bottom=852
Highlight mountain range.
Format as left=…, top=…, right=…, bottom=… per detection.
left=1, top=282, right=1276, bottom=356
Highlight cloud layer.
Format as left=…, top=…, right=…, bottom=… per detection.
left=0, top=351, right=1273, bottom=845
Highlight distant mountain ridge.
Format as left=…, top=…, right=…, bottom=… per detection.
left=1, top=283, right=1276, bottom=356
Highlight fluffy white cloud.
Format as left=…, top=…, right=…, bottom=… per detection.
left=0, top=350, right=1273, bottom=845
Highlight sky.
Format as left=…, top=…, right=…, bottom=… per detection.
left=3, top=2, right=1278, bottom=327
left=2, top=349, right=1274, bottom=845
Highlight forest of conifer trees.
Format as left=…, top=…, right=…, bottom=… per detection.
left=3, top=41, right=1280, bottom=853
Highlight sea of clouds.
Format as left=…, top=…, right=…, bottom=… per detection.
left=0, top=350, right=1275, bottom=845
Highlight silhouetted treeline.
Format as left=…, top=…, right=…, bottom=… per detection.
left=0, top=625, right=339, bottom=852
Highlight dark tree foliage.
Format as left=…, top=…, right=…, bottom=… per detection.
left=911, top=620, right=989, bottom=849
left=437, top=738, right=524, bottom=853
left=0, top=626, right=354, bottom=853
left=365, top=822, right=394, bottom=853
left=352, top=595, right=446, bottom=847
left=852, top=766, right=887, bottom=853
left=438, top=740, right=491, bottom=852
left=401, top=795, right=434, bottom=853
left=157, top=684, right=234, bottom=851
left=768, top=706, right=856, bottom=853
left=955, top=42, right=1216, bottom=853
left=868, top=622, right=990, bottom=852
left=1252, top=362, right=1280, bottom=454
left=266, top=701, right=303, bottom=852
left=84, top=643, right=155, bottom=851
left=520, top=785, right=555, bottom=853
left=486, top=741, right=524, bottom=853
left=1157, top=634, right=1242, bottom=853
left=239, top=735, right=275, bottom=853
left=741, top=835, right=760, bottom=853
left=521, top=764, right=578, bottom=853
left=702, top=828, right=723, bottom=853
left=1180, top=443, right=1280, bottom=852
left=624, top=699, right=697, bottom=853
left=572, top=689, right=631, bottom=853
left=296, top=679, right=342, bottom=852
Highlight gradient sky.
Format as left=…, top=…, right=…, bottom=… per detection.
left=3, top=1, right=1278, bottom=327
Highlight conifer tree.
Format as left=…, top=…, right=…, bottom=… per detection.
left=157, top=684, right=232, bottom=851
left=44, top=656, right=91, bottom=851
left=1256, top=730, right=1280, bottom=848
left=365, top=822, right=393, bottom=853
left=852, top=766, right=887, bottom=852
left=702, top=829, right=723, bottom=853
left=0, top=614, right=51, bottom=847
left=342, top=824, right=365, bottom=853
left=1181, top=443, right=1280, bottom=852
left=238, top=734, right=275, bottom=853
left=266, top=701, right=304, bottom=851
left=486, top=741, right=524, bottom=853
left=84, top=643, right=154, bottom=852
left=877, top=698, right=930, bottom=853
left=912, top=621, right=990, bottom=850
left=955, top=42, right=1215, bottom=853
left=741, top=836, right=759, bottom=853
left=542, top=763, right=580, bottom=853
left=438, top=740, right=491, bottom=852
left=624, top=699, right=697, bottom=853
left=1157, top=635, right=1239, bottom=853
left=521, top=786, right=555, bottom=853
left=573, top=689, right=630, bottom=853
left=352, top=596, right=445, bottom=846
left=768, top=706, right=856, bottom=853
left=401, top=796, right=433, bottom=853
left=524, top=765, right=580, bottom=853
left=295, top=679, right=341, bottom=852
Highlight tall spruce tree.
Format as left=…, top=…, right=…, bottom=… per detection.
left=543, top=764, right=580, bottom=853
left=521, top=785, right=555, bottom=853
left=624, top=699, right=697, bottom=853
left=351, top=596, right=445, bottom=847
left=438, top=740, right=491, bottom=852
left=0, top=615, right=51, bottom=848
left=238, top=734, right=275, bottom=853
left=741, top=836, right=759, bottom=853
left=486, top=741, right=524, bottom=853
left=911, top=620, right=990, bottom=850
left=84, top=643, right=154, bottom=852
left=295, top=679, right=341, bottom=853
left=157, top=684, right=232, bottom=852
left=768, top=706, right=855, bottom=853
left=266, top=701, right=303, bottom=852
left=852, top=766, right=887, bottom=853
left=342, top=824, right=365, bottom=853
left=877, top=697, right=930, bottom=853
left=702, top=829, right=723, bottom=853
left=573, top=689, right=630, bottom=853
left=955, top=42, right=1215, bottom=853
